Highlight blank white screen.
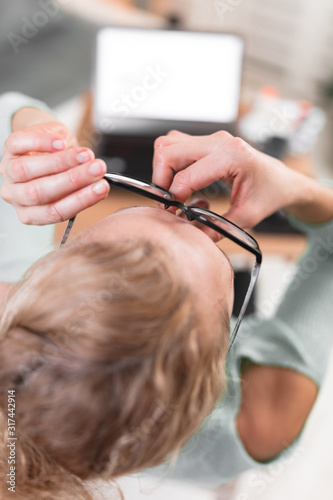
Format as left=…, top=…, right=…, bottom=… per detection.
left=96, top=28, right=243, bottom=124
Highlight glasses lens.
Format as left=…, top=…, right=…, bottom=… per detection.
left=105, top=173, right=174, bottom=201
left=189, top=207, right=259, bottom=250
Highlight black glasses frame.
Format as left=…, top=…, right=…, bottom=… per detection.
left=60, top=173, right=262, bottom=355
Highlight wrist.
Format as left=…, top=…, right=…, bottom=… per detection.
left=11, top=107, right=55, bottom=132
left=285, top=174, right=333, bottom=224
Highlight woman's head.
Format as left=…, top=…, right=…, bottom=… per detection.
left=81, top=205, right=235, bottom=324
left=0, top=207, right=232, bottom=499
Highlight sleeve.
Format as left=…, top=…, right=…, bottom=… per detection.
left=237, top=207, right=333, bottom=388
left=0, top=93, right=55, bottom=283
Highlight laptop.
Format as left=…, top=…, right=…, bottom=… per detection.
left=94, top=27, right=244, bottom=181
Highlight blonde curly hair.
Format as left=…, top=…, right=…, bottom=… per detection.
left=0, top=238, right=229, bottom=499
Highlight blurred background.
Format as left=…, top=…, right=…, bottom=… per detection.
left=1, top=0, right=333, bottom=171
left=1, top=1, right=333, bottom=499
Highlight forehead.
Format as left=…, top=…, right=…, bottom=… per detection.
left=79, top=206, right=223, bottom=270
left=87, top=206, right=191, bottom=239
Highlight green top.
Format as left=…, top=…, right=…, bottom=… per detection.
left=147, top=212, right=333, bottom=486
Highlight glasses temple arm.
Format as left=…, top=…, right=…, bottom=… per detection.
left=60, top=216, right=77, bottom=247
left=226, top=260, right=261, bottom=357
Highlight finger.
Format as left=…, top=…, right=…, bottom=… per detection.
left=154, top=131, right=190, bottom=151
left=167, top=130, right=190, bottom=138
left=7, top=147, right=95, bottom=183
left=157, top=130, right=218, bottom=147
left=169, top=137, right=253, bottom=203
left=167, top=152, right=230, bottom=203
left=4, top=131, right=68, bottom=156
left=164, top=130, right=194, bottom=145
left=13, top=159, right=107, bottom=207
left=152, top=131, right=232, bottom=189
left=153, top=138, right=211, bottom=190
left=18, top=180, right=110, bottom=225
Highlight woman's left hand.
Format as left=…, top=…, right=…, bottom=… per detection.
left=152, top=130, right=326, bottom=229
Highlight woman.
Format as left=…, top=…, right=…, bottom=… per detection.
left=0, top=105, right=333, bottom=499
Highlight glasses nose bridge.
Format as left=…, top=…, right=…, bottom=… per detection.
left=177, top=203, right=195, bottom=221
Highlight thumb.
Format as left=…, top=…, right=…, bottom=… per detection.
left=222, top=205, right=248, bottom=230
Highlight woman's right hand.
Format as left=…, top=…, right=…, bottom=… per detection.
left=0, top=118, right=110, bottom=225
left=153, top=130, right=333, bottom=229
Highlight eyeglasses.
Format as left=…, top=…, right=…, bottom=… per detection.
left=61, top=173, right=262, bottom=355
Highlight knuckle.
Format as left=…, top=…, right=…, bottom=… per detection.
left=46, top=204, right=64, bottom=224
left=4, top=133, right=18, bottom=154
left=67, top=148, right=81, bottom=167
left=17, top=210, right=32, bottom=225
left=53, top=153, right=65, bottom=172
left=154, top=147, right=170, bottom=165
left=69, top=147, right=79, bottom=162
left=154, top=136, right=167, bottom=149
left=229, top=137, right=251, bottom=156
left=167, top=130, right=179, bottom=137
left=68, top=169, right=80, bottom=187
left=3, top=137, right=10, bottom=153
left=214, top=130, right=232, bottom=142
left=0, top=185, right=10, bottom=202
left=174, top=169, right=191, bottom=188
left=11, top=158, right=27, bottom=181
left=24, top=182, right=41, bottom=205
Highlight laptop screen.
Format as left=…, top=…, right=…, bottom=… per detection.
left=95, top=27, right=243, bottom=135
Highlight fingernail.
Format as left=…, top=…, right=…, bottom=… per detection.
left=89, top=161, right=106, bottom=177
left=53, top=140, right=66, bottom=150
left=77, top=151, right=93, bottom=163
left=93, top=180, right=109, bottom=195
